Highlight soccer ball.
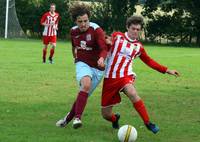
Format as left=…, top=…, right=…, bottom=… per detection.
left=117, top=125, right=137, bottom=142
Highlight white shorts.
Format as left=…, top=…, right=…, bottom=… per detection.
left=76, top=61, right=104, bottom=96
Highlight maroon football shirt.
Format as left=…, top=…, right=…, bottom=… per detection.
left=70, top=22, right=108, bottom=70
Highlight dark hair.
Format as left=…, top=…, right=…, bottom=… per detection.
left=126, top=15, right=144, bottom=28
left=50, top=3, right=56, bottom=7
left=69, top=3, right=90, bottom=22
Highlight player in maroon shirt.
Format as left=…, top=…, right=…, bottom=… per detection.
left=56, top=3, right=107, bottom=129
left=101, top=16, right=180, bottom=134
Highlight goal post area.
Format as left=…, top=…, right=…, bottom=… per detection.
left=0, top=0, right=26, bottom=39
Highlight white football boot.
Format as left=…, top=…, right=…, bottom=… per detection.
left=72, top=118, right=82, bottom=129
left=56, top=113, right=69, bottom=127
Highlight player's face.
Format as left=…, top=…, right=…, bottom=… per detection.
left=50, top=5, right=56, bottom=13
left=75, top=14, right=90, bottom=32
left=127, top=24, right=141, bottom=40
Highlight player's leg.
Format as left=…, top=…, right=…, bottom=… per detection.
left=42, top=36, right=49, bottom=63
left=123, top=84, right=159, bottom=134
left=101, top=78, right=122, bottom=129
left=73, top=75, right=91, bottom=126
left=73, top=65, right=105, bottom=125
left=56, top=102, right=76, bottom=127
left=101, top=106, right=120, bottom=129
left=67, top=67, right=103, bottom=128
left=43, top=45, right=48, bottom=63
left=49, top=36, right=56, bottom=64
left=88, top=67, right=104, bottom=95
left=56, top=62, right=92, bottom=128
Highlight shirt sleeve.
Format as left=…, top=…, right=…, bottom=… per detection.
left=70, top=29, right=76, bottom=58
left=55, top=13, right=60, bottom=24
left=95, top=28, right=108, bottom=59
left=139, top=47, right=168, bottom=73
left=40, top=13, right=47, bottom=25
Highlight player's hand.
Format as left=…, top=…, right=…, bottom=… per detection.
left=97, top=57, right=105, bottom=68
left=50, top=21, right=55, bottom=25
left=105, top=35, right=112, bottom=45
left=166, top=69, right=180, bottom=77
left=43, top=23, right=53, bottom=26
left=53, top=25, right=58, bottom=30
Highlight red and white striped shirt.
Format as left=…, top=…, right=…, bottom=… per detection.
left=105, top=32, right=167, bottom=78
left=40, top=12, right=60, bottom=36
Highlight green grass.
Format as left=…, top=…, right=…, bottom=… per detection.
left=0, top=39, right=200, bottom=142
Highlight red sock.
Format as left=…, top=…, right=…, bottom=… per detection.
left=43, top=48, right=47, bottom=61
left=75, top=91, right=88, bottom=119
left=66, top=101, right=76, bottom=122
left=50, top=48, right=54, bottom=58
left=133, top=99, right=150, bottom=124
left=106, top=113, right=116, bottom=122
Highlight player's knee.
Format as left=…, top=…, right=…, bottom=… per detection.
left=130, top=93, right=140, bottom=102
left=81, top=77, right=92, bottom=92
left=130, top=91, right=137, bottom=98
left=126, top=90, right=139, bottom=102
left=81, top=84, right=91, bottom=92
left=81, top=80, right=91, bottom=91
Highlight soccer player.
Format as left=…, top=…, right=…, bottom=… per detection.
left=101, top=16, right=180, bottom=134
left=56, top=3, right=107, bottom=129
left=40, top=3, right=60, bottom=64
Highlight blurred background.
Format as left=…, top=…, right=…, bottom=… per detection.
left=0, top=0, right=200, bottom=46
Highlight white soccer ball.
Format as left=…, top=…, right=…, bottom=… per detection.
left=117, top=125, right=137, bottom=142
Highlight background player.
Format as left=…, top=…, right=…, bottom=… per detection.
left=40, top=3, right=60, bottom=63
left=56, top=3, right=107, bottom=129
left=101, top=15, right=180, bottom=134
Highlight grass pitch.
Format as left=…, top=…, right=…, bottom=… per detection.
left=0, top=39, right=200, bottom=142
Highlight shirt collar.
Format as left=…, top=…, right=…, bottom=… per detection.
left=125, top=32, right=137, bottom=43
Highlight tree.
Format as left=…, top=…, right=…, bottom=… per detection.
left=91, top=0, right=138, bottom=33
left=142, top=0, right=200, bottom=45
left=16, top=0, right=72, bottom=39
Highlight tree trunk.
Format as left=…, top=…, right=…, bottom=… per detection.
left=196, top=32, right=200, bottom=46
left=189, top=34, right=192, bottom=44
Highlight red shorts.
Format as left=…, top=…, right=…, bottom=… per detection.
left=43, top=36, right=57, bottom=45
left=101, top=75, right=135, bottom=107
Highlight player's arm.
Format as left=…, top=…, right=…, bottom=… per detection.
left=95, top=28, right=109, bottom=67
left=54, top=13, right=61, bottom=30
left=105, top=32, right=118, bottom=46
left=72, top=46, right=77, bottom=59
left=70, top=30, right=77, bottom=61
left=40, top=13, right=54, bottom=26
left=139, top=47, right=179, bottom=77
left=40, top=13, right=48, bottom=26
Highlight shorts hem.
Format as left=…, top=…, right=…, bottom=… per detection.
left=119, top=82, right=133, bottom=92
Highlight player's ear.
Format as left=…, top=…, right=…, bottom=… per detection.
left=126, top=26, right=129, bottom=31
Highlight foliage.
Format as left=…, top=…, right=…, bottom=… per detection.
left=142, top=0, right=200, bottom=45
left=16, top=0, right=137, bottom=38
left=14, top=0, right=200, bottom=46
left=16, top=0, right=71, bottom=39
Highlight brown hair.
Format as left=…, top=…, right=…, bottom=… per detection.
left=126, top=15, right=144, bottom=28
left=50, top=3, right=56, bottom=7
left=69, top=3, right=90, bottom=22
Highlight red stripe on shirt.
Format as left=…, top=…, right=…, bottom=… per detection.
left=108, top=40, right=123, bottom=78
left=116, top=56, right=126, bottom=78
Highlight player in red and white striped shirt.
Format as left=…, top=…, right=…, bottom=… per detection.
left=101, top=16, right=180, bottom=134
left=40, top=3, right=60, bottom=63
